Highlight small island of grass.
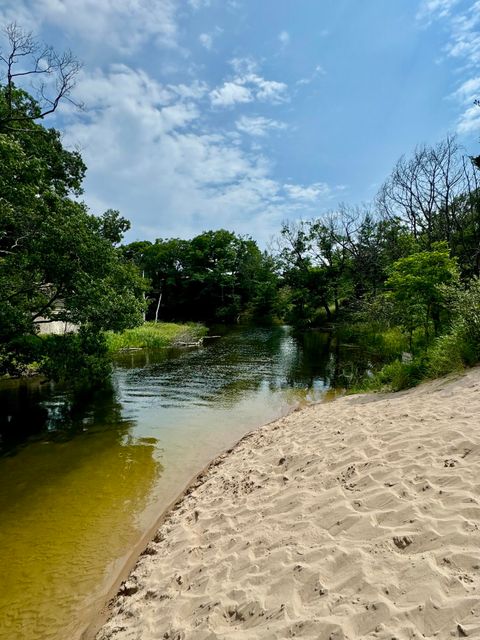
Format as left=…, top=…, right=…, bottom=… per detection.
left=105, top=322, right=208, bottom=353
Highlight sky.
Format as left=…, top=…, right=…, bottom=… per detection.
left=1, top=0, right=479, bottom=246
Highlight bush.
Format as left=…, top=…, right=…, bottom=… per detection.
left=41, top=327, right=112, bottom=394
left=378, top=357, right=427, bottom=391
left=426, top=331, right=465, bottom=378
left=353, top=355, right=427, bottom=393
left=448, top=277, right=480, bottom=362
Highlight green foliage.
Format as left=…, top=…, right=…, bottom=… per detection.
left=122, top=230, right=279, bottom=324
left=339, top=322, right=409, bottom=360
left=41, top=328, right=112, bottom=394
left=426, top=332, right=466, bottom=378
left=446, top=277, right=480, bottom=361
left=385, top=242, right=459, bottom=341
left=376, top=357, right=427, bottom=391
left=353, top=356, right=427, bottom=393
left=105, top=322, right=208, bottom=352
left=0, top=83, right=146, bottom=389
left=426, top=277, right=480, bottom=377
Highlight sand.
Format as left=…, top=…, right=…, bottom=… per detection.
left=95, top=368, right=480, bottom=640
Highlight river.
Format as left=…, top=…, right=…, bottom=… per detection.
left=0, top=326, right=370, bottom=640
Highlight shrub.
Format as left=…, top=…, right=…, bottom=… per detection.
left=426, top=331, right=465, bottom=378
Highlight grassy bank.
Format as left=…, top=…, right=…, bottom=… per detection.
left=105, top=322, right=208, bottom=353
left=344, top=323, right=478, bottom=394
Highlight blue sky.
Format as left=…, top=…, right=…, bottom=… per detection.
left=1, top=0, right=479, bottom=245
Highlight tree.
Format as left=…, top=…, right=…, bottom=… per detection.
left=377, top=137, right=478, bottom=253
left=0, top=23, right=81, bottom=131
left=0, top=130, right=146, bottom=381
left=385, top=243, right=459, bottom=343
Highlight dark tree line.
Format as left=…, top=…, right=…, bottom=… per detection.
left=122, top=230, right=279, bottom=325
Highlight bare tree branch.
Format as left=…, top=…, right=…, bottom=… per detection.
left=0, top=22, right=83, bottom=128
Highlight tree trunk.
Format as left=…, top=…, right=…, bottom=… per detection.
left=431, top=304, right=441, bottom=336
left=155, top=290, right=162, bottom=323
left=142, top=270, right=146, bottom=322
left=322, top=301, right=332, bottom=321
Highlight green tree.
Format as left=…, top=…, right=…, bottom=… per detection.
left=385, top=243, right=459, bottom=344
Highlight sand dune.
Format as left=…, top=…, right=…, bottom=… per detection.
left=96, top=368, right=480, bottom=639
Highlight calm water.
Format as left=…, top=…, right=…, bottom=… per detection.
left=0, top=326, right=370, bottom=640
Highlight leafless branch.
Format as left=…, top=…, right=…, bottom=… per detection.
left=0, top=22, right=83, bottom=128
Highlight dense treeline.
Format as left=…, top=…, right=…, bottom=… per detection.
left=122, top=231, right=278, bottom=324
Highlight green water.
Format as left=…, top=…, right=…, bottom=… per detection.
left=0, top=326, right=371, bottom=640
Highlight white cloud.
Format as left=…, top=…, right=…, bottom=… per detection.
left=0, top=0, right=181, bottom=53
left=454, top=77, right=480, bottom=101
left=454, top=76, right=480, bottom=133
left=457, top=104, right=480, bottom=133
left=278, top=30, right=290, bottom=46
left=249, top=74, right=288, bottom=102
left=284, top=182, right=332, bottom=202
left=417, top=0, right=459, bottom=23
left=198, top=26, right=223, bottom=51
left=62, top=65, right=332, bottom=244
left=236, top=115, right=287, bottom=136
left=210, top=82, right=253, bottom=107
left=296, top=64, right=326, bottom=86
left=445, top=1, right=480, bottom=67
left=167, top=81, right=209, bottom=100
left=422, top=0, right=480, bottom=136
left=230, top=57, right=259, bottom=75
left=210, top=65, right=288, bottom=108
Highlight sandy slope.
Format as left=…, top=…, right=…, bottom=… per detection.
left=96, top=369, right=480, bottom=639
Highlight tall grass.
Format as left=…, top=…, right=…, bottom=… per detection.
left=105, top=322, right=208, bottom=352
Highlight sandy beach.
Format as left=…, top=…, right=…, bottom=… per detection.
left=95, top=368, right=480, bottom=640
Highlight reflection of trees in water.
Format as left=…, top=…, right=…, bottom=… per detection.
left=286, top=330, right=333, bottom=389
left=286, top=329, right=374, bottom=391
left=1, top=325, right=378, bottom=454
left=0, top=379, right=133, bottom=455
left=118, top=325, right=376, bottom=411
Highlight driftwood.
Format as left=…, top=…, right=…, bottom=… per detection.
left=174, top=338, right=204, bottom=347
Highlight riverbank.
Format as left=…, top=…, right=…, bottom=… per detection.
left=95, top=367, right=480, bottom=640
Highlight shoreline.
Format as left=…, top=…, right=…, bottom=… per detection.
left=81, top=403, right=307, bottom=640
left=92, top=368, right=480, bottom=640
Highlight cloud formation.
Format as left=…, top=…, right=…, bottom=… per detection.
left=62, top=64, right=331, bottom=244
left=0, top=0, right=180, bottom=53
left=417, top=0, right=460, bottom=22
left=210, top=66, right=288, bottom=108
left=236, top=115, right=287, bottom=136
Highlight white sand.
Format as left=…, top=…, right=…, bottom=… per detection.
left=96, top=369, right=480, bottom=639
